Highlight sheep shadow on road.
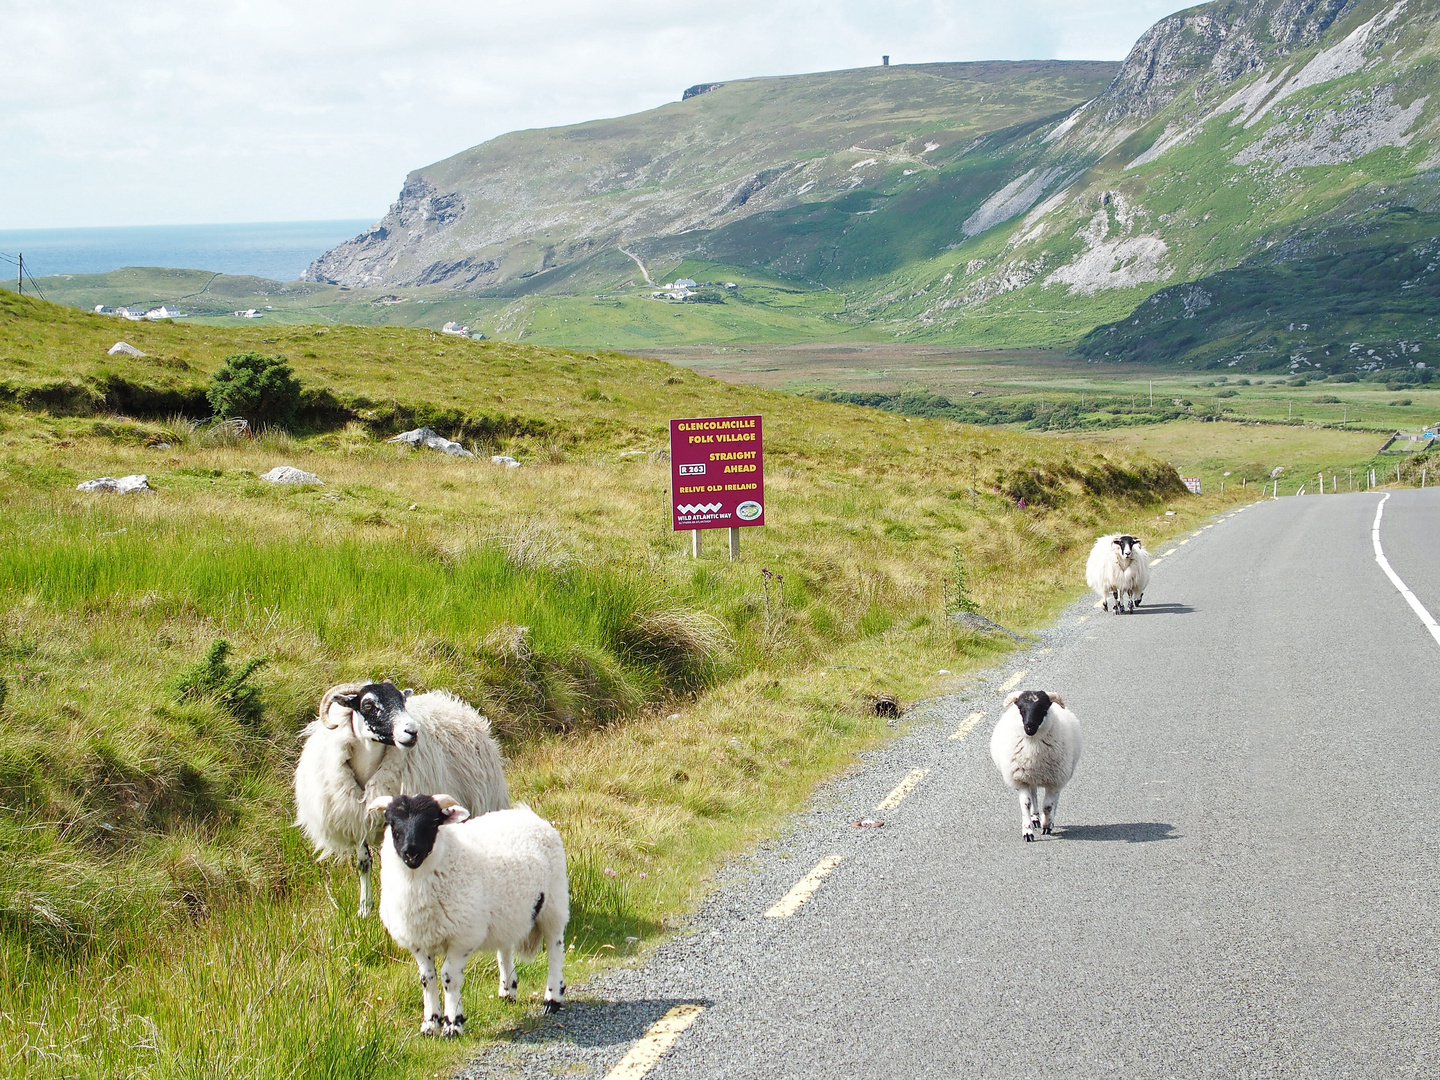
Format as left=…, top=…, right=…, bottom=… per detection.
left=1128, top=603, right=1195, bottom=615
left=1059, top=822, right=1178, bottom=843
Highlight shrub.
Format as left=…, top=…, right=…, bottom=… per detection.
left=174, top=639, right=268, bottom=723
left=1313, top=395, right=1340, bottom=403
left=206, top=352, right=302, bottom=428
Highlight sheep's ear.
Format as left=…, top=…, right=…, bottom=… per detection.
left=1003, top=691, right=1022, bottom=708
left=402, top=688, right=414, bottom=700
left=366, top=796, right=394, bottom=813
left=1047, top=693, right=1066, bottom=709
left=433, top=793, right=471, bottom=824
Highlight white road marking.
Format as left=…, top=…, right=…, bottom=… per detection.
left=1149, top=558, right=1164, bottom=567
left=1371, top=494, right=1440, bottom=649
left=604, top=1004, right=706, bottom=1080
left=1092, top=599, right=1104, bottom=608
left=1000, top=671, right=1025, bottom=691
left=950, top=711, right=985, bottom=740
left=1163, top=548, right=1177, bottom=556
left=766, top=855, right=843, bottom=918
left=877, top=768, right=929, bottom=809
left=1076, top=615, right=1089, bottom=623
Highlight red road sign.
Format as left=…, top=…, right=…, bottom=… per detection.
left=670, top=415, right=764, bottom=530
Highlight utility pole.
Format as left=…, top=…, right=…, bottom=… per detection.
left=16, top=253, right=21, bottom=297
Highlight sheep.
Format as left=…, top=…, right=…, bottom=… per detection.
left=989, top=689, right=1082, bottom=842
left=1085, top=533, right=1150, bottom=614
left=293, top=681, right=510, bottom=916
left=367, top=793, right=569, bottom=1036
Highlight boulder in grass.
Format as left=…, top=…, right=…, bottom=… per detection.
left=260, top=465, right=323, bottom=485
left=386, top=427, right=475, bottom=458
left=108, top=341, right=145, bottom=357
left=490, top=455, right=521, bottom=469
left=77, top=474, right=150, bottom=494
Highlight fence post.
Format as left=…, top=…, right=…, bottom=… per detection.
left=691, top=529, right=701, bottom=558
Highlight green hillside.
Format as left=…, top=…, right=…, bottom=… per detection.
left=0, top=289, right=1214, bottom=1077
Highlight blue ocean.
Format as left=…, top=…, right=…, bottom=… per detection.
left=0, top=219, right=375, bottom=284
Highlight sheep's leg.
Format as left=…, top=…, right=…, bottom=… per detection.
left=440, top=949, right=473, bottom=1037
left=356, top=841, right=373, bottom=917
left=497, top=948, right=519, bottom=1002
left=1019, top=789, right=1038, bottom=842
left=411, top=949, right=442, bottom=1036
left=1041, top=788, right=1060, bottom=835
left=543, top=932, right=566, bottom=1013
left=1110, top=587, right=1122, bottom=614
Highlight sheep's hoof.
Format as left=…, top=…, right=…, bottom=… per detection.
left=1042, top=822, right=1053, bottom=835
left=420, top=1015, right=442, bottom=1036
left=543, top=998, right=563, bottom=1014
left=442, top=1016, right=465, bottom=1038
left=1023, top=832, right=1034, bottom=842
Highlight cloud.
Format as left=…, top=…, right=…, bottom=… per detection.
left=0, top=0, right=1183, bottom=228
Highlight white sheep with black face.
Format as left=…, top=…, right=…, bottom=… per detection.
left=368, top=793, right=569, bottom=1037
left=1085, top=533, right=1150, bottom=614
left=990, top=689, right=1082, bottom=841
left=293, top=681, right=509, bottom=916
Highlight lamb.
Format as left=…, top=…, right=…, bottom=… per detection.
left=293, top=681, right=510, bottom=916
left=989, top=689, right=1082, bottom=842
left=368, top=793, right=569, bottom=1036
left=1085, top=533, right=1150, bottom=614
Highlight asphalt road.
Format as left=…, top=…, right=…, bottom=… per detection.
left=462, top=490, right=1440, bottom=1079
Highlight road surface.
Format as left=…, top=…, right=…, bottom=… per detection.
left=461, top=490, right=1440, bottom=1079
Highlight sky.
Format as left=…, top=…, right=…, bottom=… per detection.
left=0, top=1, right=1187, bottom=230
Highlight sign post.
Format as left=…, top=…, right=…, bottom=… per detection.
left=670, top=415, right=764, bottom=560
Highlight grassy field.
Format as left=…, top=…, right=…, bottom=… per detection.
left=640, top=342, right=1440, bottom=493
left=0, top=287, right=1242, bottom=1078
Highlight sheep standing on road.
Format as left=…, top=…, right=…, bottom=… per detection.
left=293, top=682, right=510, bottom=916
left=1086, top=534, right=1150, bottom=614
left=990, top=690, right=1082, bottom=841
left=368, top=793, right=569, bottom=1035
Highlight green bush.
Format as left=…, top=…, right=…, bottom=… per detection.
left=174, top=639, right=268, bottom=723
left=207, top=352, right=302, bottom=428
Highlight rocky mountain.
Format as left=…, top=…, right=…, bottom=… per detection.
left=303, top=61, right=1118, bottom=292
left=307, top=0, right=1440, bottom=375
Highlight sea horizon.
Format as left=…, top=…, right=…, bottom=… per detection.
left=0, top=219, right=376, bottom=285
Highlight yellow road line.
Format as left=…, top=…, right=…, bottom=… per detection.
left=1076, top=615, right=1089, bottom=623
left=603, top=1004, right=706, bottom=1080
left=766, top=855, right=843, bottom=918
left=1092, top=599, right=1104, bottom=608
left=1000, top=671, right=1025, bottom=691
left=1163, top=548, right=1177, bottom=556
left=876, top=768, right=930, bottom=810
left=949, top=711, right=985, bottom=741
left=1148, top=558, right=1163, bottom=567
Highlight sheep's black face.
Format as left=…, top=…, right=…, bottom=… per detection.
left=384, top=794, right=446, bottom=870
left=1113, top=535, right=1141, bottom=561
left=334, top=682, right=418, bottom=747
left=1015, top=690, right=1052, bottom=737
